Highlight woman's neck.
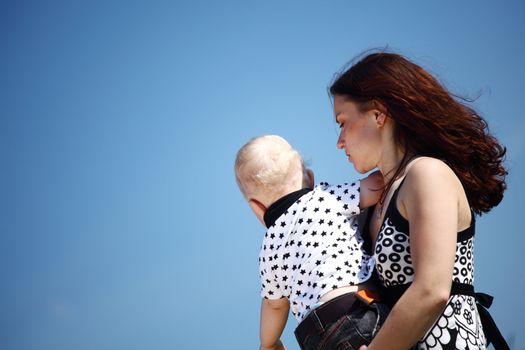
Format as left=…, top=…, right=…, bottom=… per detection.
left=378, top=144, right=412, bottom=183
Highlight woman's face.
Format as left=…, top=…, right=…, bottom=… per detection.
left=334, top=95, right=382, bottom=173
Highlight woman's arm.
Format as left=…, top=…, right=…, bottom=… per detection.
left=364, top=158, right=461, bottom=350
left=359, top=170, right=384, bottom=209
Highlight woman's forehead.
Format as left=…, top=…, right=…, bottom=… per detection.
left=334, top=96, right=358, bottom=113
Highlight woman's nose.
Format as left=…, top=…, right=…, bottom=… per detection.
left=337, top=135, right=344, bottom=149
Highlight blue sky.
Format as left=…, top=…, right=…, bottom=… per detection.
left=1, top=1, right=524, bottom=349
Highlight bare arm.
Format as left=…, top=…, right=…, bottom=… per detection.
left=364, top=159, right=460, bottom=350
left=359, top=170, right=384, bottom=209
left=260, top=297, right=289, bottom=350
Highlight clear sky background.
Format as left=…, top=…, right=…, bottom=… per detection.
left=1, top=1, right=524, bottom=349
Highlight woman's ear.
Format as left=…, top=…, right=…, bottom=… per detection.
left=248, top=198, right=268, bottom=226
left=374, top=111, right=387, bottom=127
left=371, top=100, right=388, bottom=127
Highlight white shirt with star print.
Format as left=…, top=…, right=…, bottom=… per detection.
left=258, top=180, right=374, bottom=322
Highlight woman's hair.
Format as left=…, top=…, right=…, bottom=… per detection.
left=329, top=51, right=507, bottom=214
left=235, top=135, right=307, bottom=203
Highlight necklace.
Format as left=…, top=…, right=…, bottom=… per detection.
left=375, top=155, right=420, bottom=220
left=376, top=193, right=387, bottom=219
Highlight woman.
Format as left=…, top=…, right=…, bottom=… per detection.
left=329, top=51, right=508, bottom=350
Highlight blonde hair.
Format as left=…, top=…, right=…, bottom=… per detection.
left=235, top=135, right=307, bottom=203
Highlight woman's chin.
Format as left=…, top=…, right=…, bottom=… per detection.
left=353, top=163, right=371, bottom=174
left=347, top=157, right=368, bottom=173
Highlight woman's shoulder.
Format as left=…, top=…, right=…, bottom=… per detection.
left=402, top=156, right=462, bottom=196
left=400, top=157, right=472, bottom=232
left=406, top=156, right=457, bottom=180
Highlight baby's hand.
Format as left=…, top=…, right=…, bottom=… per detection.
left=260, top=340, right=285, bottom=350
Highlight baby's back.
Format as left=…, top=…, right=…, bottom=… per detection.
left=259, top=181, right=375, bottom=322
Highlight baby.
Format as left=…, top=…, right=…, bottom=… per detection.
left=235, top=135, right=388, bottom=350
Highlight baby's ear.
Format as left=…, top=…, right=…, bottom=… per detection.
left=306, top=169, right=315, bottom=188
left=249, top=199, right=268, bottom=226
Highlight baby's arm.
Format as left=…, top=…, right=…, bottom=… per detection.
left=259, top=298, right=289, bottom=350
left=359, top=170, right=384, bottom=209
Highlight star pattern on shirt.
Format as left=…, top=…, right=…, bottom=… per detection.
left=258, top=180, right=375, bottom=321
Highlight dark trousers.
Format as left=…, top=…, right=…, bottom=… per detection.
left=295, top=298, right=389, bottom=350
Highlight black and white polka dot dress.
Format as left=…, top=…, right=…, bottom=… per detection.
left=373, top=181, right=487, bottom=349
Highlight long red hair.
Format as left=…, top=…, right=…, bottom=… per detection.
left=330, top=51, right=507, bottom=214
